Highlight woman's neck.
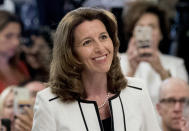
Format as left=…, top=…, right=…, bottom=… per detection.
left=81, top=71, right=108, bottom=98
left=81, top=71, right=113, bottom=120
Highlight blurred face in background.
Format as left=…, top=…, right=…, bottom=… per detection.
left=0, top=22, right=21, bottom=59
left=25, top=36, right=51, bottom=69
left=2, top=91, right=14, bottom=122
left=157, top=83, right=189, bottom=131
left=135, top=13, right=162, bottom=50
left=25, top=81, right=45, bottom=105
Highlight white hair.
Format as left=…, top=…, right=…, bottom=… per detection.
left=158, top=77, right=189, bottom=101
left=0, top=86, right=16, bottom=116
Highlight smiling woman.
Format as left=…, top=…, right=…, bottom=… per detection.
left=32, top=7, right=161, bottom=131
left=74, top=20, right=114, bottom=74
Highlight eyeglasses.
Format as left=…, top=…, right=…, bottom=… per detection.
left=160, top=98, right=188, bottom=107
left=183, top=98, right=189, bottom=108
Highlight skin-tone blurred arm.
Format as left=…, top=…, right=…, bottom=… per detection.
left=137, top=47, right=170, bottom=80
left=126, top=37, right=141, bottom=77
left=14, top=107, right=33, bottom=131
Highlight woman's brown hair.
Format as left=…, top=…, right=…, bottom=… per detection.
left=48, top=7, right=127, bottom=102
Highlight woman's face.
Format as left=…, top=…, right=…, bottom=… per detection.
left=25, top=36, right=51, bottom=69
left=135, top=13, right=162, bottom=50
left=74, top=19, right=114, bottom=74
left=2, top=91, right=14, bottom=121
left=0, top=22, right=21, bottom=58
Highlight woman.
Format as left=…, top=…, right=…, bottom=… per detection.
left=13, top=81, right=45, bottom=131
left=120, top=2, right=188, bottom=104
left=0, top=86, right=15, bottom=131
left=21, top=27, right=53, bottom=82
left=32, top=7, right=160, bottom=131
left=0, top=11, right=30, bottom=93
left=0, top=85, right=35, bottom=131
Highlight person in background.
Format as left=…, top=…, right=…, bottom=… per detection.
left=0, top=81, right=44, bottom=131
left=14, top=81, right=45, bottom=131
left=0, top=10, right=30, bottom=93
left=180, top=98, right=189, bottom=131
left=119, top=1, right=188, bottom=105
left=0, top=86, right=16, bottom=131
left=32, top=7, right=160, bottom=131
left=156, top=77, right=189, bottom=131
left=25, top=81, right=45, bottom=105
left=21, top=27, right=53, bottom=82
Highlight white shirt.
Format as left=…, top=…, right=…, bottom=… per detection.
left=119, top=53, right=188, bottom=105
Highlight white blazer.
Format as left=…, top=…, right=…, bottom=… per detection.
left=32, top=77, right=161, bottom=131
left=119, top=53, right=188, bottom=105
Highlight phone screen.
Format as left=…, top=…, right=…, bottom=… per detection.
left=134, top=26, right=152, bottom=48
left=13, top=87, right=31, bottom=114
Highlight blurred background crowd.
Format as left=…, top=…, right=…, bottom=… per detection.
left=0, top=0, right=189, bottom=131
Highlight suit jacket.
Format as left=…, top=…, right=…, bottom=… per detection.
left=32, top=77, right=161, bottom=131
left=119, top=53, right=188, bottom=105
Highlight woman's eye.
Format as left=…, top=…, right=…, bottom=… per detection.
left=82, top=40, right=91, bottom=46
left=5, top=33, right=13, bottom=39
left=5, top=104, right=13, bottom=108
left=100, top=34, right=108, bottom=40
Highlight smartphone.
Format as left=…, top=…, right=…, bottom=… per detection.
left=1, top=119, right=11, bottom=131
left=134, top=26, right=152, bottom=48
left=13, top=87, right=31, bottom=114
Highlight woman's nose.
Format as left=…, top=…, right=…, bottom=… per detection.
left=94, top=40, right=104, bottom=52
left=12, top=36, right=20, bottom=47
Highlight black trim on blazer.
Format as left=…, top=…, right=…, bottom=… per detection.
left=78, top=92, right=120, bottom=131
left=49, top=96, right=59, bottom=102
left=119, top=96, right=126, bottom=131
left=77, top=99, right=104, bottom=131
left=109, top=100, right=114, bottom=131
left=94, top=102, right=104, bottom=131
left=78, top=99, right=96, bottom=103
left=109, top=92, right=120, bottom=101
left=127, top=85, right=142, bottom=90
left=78, top=101, right=89, bottom=131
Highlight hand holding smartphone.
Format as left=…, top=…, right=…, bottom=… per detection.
left=13, top=87, right=31, bottom=115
